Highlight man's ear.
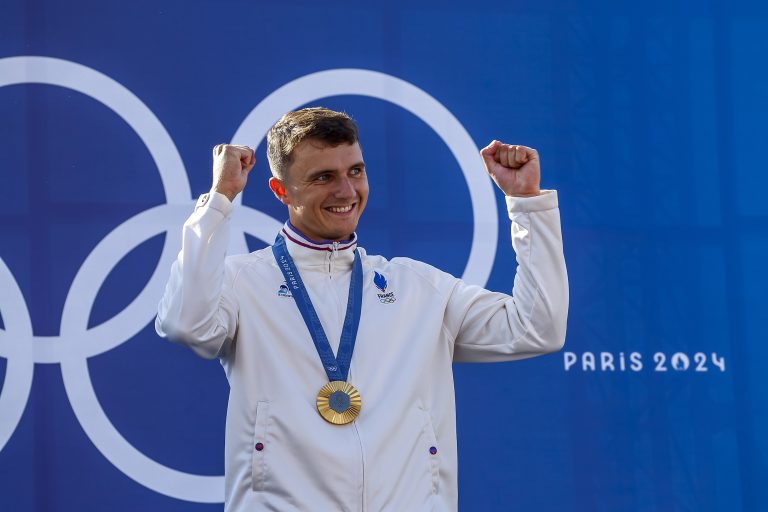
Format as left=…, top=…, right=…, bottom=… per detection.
left=269, top=177, right=290, bottom=205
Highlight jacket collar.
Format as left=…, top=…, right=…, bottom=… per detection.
left=279, top=221, right=357, bottom=269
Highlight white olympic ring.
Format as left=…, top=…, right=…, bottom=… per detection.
left=0, top=258, right=34, bottom=456
left=0, top=56, right=497, bottom=503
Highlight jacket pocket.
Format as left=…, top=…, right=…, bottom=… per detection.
left=251, top=401, right=270, bottom=492
left=419, top=406, right=440, bottom=495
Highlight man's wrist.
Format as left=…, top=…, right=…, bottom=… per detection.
left=211, top=187, right=238, bottom=202
left=506, top=190, right=558, bottom=213
left=507, top=190, right=541, bottom=198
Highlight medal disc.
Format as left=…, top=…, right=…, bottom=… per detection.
left=316, top=381, right=362, bottom=425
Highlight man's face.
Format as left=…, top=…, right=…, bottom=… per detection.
left=275, top=139, right=368, bottom=242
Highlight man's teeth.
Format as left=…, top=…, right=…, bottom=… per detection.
left=328, top=205, right=353, bottom=213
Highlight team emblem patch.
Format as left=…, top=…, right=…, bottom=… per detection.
left=373, top=271, right=396, bottom=304
left=277, top=282, right=292, bottom=298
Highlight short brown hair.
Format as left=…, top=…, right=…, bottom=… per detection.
left=266, top=107, right=359, bottom=179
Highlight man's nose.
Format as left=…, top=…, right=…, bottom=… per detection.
left=334, top=176, right=356, bottom=198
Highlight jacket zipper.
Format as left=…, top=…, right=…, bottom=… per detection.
left=353, top=420, right=366, bottom=512
left=330, top=240, right=365, bottom=510
left=329, top=241, right=339, bottom=274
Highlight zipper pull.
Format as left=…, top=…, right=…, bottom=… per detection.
left=329, top=241, right=340, bottom=274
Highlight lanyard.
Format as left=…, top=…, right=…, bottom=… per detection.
left=272, top=234, right=362, bottom=382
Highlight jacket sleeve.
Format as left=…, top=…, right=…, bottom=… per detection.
left=155, top=192, right=239, bottom=359
left=447, top=190, right=568, bottom=362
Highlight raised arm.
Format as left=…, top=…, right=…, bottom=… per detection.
left=155, top=144, right=255, bottom=359
left=447, top=142, right=568, bottom=362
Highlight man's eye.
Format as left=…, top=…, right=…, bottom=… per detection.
left=350, top=167, right=362, bottom=176
left=316, top=174, right=331, bottom=182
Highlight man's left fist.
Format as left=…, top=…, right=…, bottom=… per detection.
left=480, top=141, right=541, bottom=197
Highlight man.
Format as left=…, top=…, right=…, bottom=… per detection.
left=156, top=107, right=568, bottom=511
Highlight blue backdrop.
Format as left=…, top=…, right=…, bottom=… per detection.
left=1, top=1, right=767, bottom=510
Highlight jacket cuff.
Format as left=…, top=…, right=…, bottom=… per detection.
left=505, top=189, right=558, bottom=214
left=195, top=191, right=234, bottom=217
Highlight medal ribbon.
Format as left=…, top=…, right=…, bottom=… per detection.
left=272, top=234, right=362, bottom=382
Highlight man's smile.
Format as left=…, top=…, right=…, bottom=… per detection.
left=325, top=203, right=356, bottom=215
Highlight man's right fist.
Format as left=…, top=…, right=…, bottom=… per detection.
left=211, top=144, right=256, bottom=202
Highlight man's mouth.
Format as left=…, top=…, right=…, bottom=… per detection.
left=326, top=204, right=355, bottom=214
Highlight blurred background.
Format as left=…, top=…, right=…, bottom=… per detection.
left=1, top=0, right=766, bottom=510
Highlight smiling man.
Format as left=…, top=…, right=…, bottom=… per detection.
left=156, top=107, right=568, bottom=511
left=267, top=122, right=368, bottom=242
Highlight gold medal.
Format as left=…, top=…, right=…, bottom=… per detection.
left=316, top=381, right=362, bottom=425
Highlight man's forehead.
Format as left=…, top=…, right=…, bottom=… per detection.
left=290, top=140, right=363, bottom=170
left=295, top=138, right=360, bottom=154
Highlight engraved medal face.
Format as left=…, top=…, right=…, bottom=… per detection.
left=316, top=381, right=362, bottom=425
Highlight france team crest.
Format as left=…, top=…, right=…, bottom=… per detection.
left=373, top=271, right=396, bottom=304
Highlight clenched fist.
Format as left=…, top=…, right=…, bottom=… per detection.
left=480, top=141, right=541, bottom=197
left=211, top=144, right=256, bottom=202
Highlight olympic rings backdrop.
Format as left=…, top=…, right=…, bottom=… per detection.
left=1, top=2, right=767, bottom=511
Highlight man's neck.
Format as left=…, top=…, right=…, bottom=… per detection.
left=287, top=221, right=354, bottom=245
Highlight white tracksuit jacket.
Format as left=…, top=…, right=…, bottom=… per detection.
left=156, top=189, right=568, bottom=512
